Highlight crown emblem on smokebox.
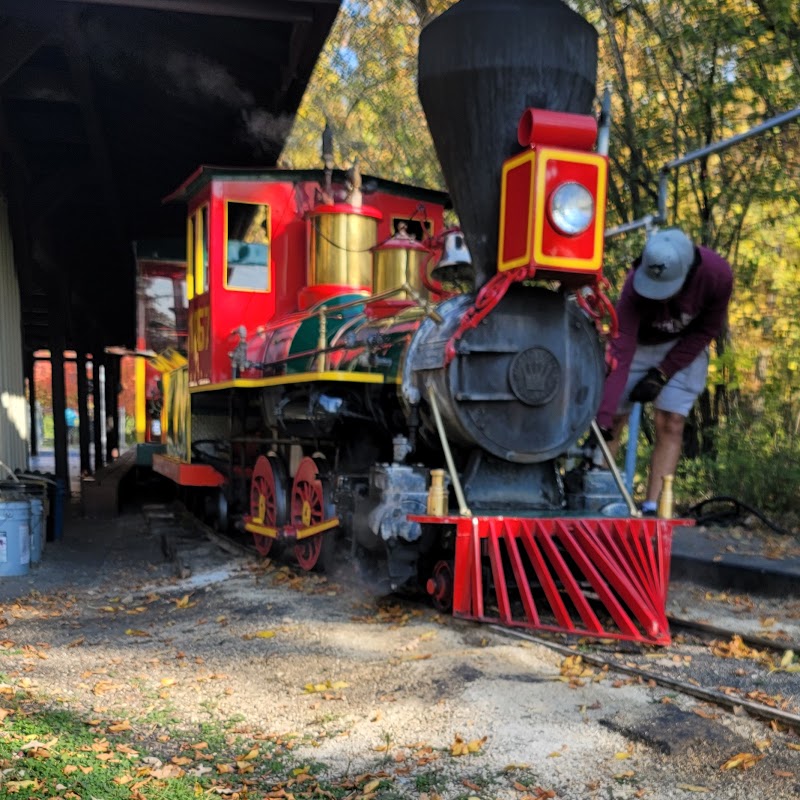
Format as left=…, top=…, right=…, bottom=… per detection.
left=508, top=347, right=561, bottom=407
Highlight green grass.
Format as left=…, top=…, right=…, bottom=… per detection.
left=0, top=694, right=303, bottom=800
left=415, top=769, right=445, bottom=792
left=0, top=691, right=463, bottom=800
left=0, top=706, right=193, bottom=800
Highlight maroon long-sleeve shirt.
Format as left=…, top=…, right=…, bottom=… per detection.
left=596, top=246, right=733, bottom=429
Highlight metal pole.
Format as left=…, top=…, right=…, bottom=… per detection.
left=50, top=348, right=69, bottom=493
left=104, top=358, right=116, bottom=461
left=666, top=106, right=800, bottom=171
left=26, top=353, right=38, bottom=458
left=657, top=170, right=669, bottom=223
left=624, top=403, right=642, bottom=494
left=92, top=355, right=104, bottom=472
left=596, top=84, right=612, bottom=157
left=590, top=421, right=640, bottom=517
left=426, top=386, right=471, bottom=517
left=76, top=348, right=91, bottom=475
left=605, top=214, right=657, bottom=239
left=657, top=105, right=800, bottom=222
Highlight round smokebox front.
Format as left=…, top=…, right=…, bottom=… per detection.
left=447, top=286, right=604, bottom=463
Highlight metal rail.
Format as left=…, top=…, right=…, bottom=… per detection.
left=603, top=106, right=800, bottom=236
left=604, top=215, right=656, bottom=239
left=657, top=105, right=800, bottom=223
left=492, top=626, right=800, bottom=731
left=668, top=615, right=798, bottom=655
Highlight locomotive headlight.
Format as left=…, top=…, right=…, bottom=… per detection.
left=548, top=182, right=594, bottom=236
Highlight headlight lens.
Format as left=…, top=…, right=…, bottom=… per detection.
left=548, top=182, right=594, bottom=236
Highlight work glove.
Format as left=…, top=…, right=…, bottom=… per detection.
left=629, top=367, right=668, bottom=403
left=583, top=425, right=614, bottom=468
left=596, top=425, right=614, bottom=442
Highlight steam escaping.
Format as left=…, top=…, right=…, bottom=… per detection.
left=81, top=15, right=293, bottom=156
left=163, top=49, right=254, bottom=108
left=240, top=109, right=295, bottom=155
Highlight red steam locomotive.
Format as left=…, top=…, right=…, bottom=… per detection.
left=152, top=0, right=677, bottom=645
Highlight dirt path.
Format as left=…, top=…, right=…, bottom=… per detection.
left=2, top=510, right=800, bottom=799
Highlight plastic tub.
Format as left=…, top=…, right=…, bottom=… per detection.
left=0, top=494, right=31, bottom=577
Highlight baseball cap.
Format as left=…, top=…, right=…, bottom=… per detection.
left=633, top=228, right=695, bottom=300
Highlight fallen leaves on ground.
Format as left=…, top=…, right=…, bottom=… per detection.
left=450, top=734, right=486, bottom=756
left=710, top=635, right=774, bottom=666
left=303, top=679, right=349, bottom=693
left=720, top=752, right=764, bottom=771
left=243, top=630, right=276, bottom=640
left=558, top=654, right=603, bottom=688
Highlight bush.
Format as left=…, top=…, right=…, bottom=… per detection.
left=712, top=418, right=800, bottom=513
left=626, top=402, right=800, bottom=515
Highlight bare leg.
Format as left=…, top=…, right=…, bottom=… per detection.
left=647, top=410, right=685, bottom=502
left=602, top=413, right=630, bottom=463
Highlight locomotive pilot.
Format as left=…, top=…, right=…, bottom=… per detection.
left=597, top=228, right=733, bottom=514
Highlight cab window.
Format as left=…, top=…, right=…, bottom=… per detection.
left=197, top=205, right=209, bottom=294
left=392, top=217, right=433, bottom=241
left=225, top=201, right=270, bottom=292
left=186, top=215, right=195, bottom=299
left=188, top=206, right=209, bottom=296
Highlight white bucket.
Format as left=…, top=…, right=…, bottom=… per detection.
left=0, top=496, right=31, bottom=577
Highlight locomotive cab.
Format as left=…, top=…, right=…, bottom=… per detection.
left=179, top=174, right=299, bottom=389
left=153, top=165, right=447, bottom=491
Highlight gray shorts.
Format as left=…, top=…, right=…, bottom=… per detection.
left=617, top=341, right=709, bottom=418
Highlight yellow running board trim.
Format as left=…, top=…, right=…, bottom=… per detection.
left=190, top=372, right=384, bottom=393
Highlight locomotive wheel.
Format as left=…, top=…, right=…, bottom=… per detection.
left=291, top=456, right=335, bottom=572
left=250, top=455, right=286, bottom=557
left=426, top=560, right=454, bottom=613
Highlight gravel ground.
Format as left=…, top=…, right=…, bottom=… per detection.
left=2, top=507, right=800, bottom=799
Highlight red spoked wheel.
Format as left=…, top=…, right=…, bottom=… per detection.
left=291, top=455, right=335, bottom=571
left=250, top=455, right=286, bottom=557
left=426, top=560, right=454, bottom=613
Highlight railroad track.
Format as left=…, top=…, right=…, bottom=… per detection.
left=176, top=503, right=800, bottom=732
left=491, top=623, right=800, bottom=732
left=668, top=614, right=799, bottom=654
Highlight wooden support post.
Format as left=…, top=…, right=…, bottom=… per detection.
left=105, top=355, right=119, bottom=462
left=77, top=348, right=91, bottom=475
left=26, top=352, right=37, bottom=457
left=50, top=347, right=69, bottom=494
left=91, top=354, right=104, bottom=473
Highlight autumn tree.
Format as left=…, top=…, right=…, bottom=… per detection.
left=576, top=0, right=800, bottom=503
left=284, top=0, right=800, bottom=508
left=282, top=0, right=457, bottom=187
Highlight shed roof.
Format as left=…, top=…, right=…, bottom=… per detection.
left=0, top=0, right=341, bottom=350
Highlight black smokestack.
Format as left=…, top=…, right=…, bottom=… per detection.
left=418, top=0, right=598, bottom=287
